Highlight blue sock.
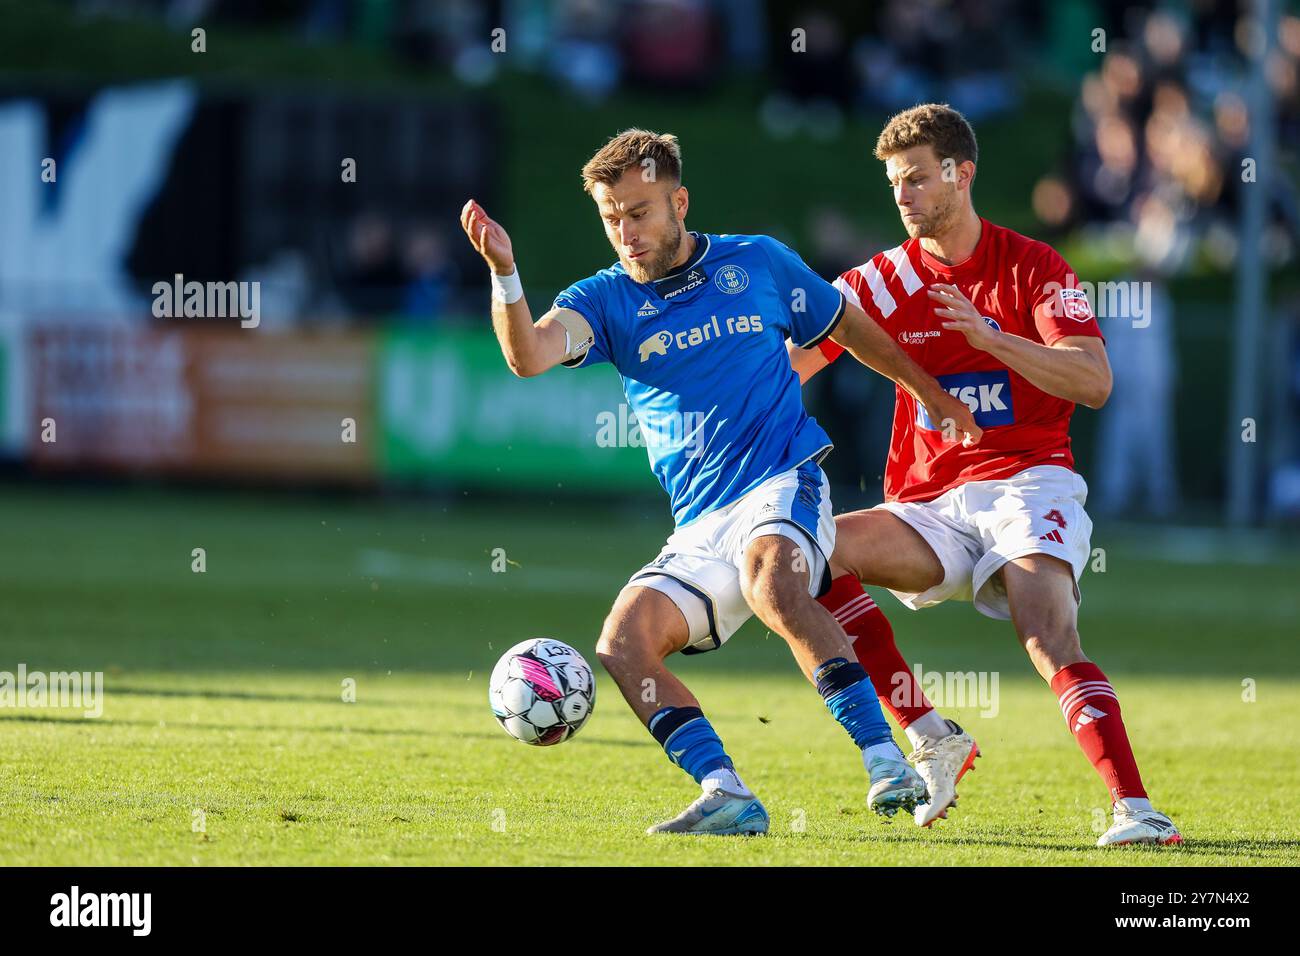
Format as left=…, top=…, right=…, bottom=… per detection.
left=648, top=706, right=733, bottom=784
left=815, top=658, right=896, bottom=750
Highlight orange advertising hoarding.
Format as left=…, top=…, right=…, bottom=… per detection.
left=30, top=325, right=375, bottom=481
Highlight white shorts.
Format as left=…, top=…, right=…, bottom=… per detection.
left=875, top=465, right=1093, bottom=620
left=626, top=459, right=836, bottom=654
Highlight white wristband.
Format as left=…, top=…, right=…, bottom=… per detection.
left=491, top=266, right=523, bottom=305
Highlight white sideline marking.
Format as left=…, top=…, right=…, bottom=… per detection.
left=357, top=549, right=621, bottom=595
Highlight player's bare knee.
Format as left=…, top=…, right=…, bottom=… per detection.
left=596, top=625, right=659, bottom=675
left=593, top=623, right=625, bottom=674
left=594, top=609, right=643, bottom=668
left=1021, top=624, right=1085, bottom=673
left=741, top=558, right=807, bottom=631
left=1048, top=625, right=1086, bottom=667
left=826, top=549, right=861, bottom=585
left=595, top=590, right=683, bottom=670
left=827, top=518, right=857, bottom=581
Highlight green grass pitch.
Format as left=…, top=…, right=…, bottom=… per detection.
left=1, top=484, right=1297, bottom=866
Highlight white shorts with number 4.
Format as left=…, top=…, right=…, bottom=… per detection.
left=875, top=465, right=1093, bottom=620
left=625, top=459, right=836, bottom=655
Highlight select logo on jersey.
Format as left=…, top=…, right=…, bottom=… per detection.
left=1060, top=287, right=1094, bottom=322
left=637, top=299, right=660, bottom=318
left=638, top=314, right=765, bottom=362
left=916, top=369, right=1015, bottom=430
left=714, top=264, right=749, bottom=294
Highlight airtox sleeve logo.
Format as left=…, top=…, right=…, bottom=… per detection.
left=714, top=264, right=749, bottom=294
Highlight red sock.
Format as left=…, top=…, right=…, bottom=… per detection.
left=1050, top=662, right=1147, bottom=802
left=818, top=573, right=935, bottom=730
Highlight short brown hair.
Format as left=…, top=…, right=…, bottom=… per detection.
left=874, top=104, right=978, bottom=166
left=581, top=128, right=682, bottom=194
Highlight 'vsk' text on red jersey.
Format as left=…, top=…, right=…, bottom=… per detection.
left=819, top=218, right=1104, bottom=503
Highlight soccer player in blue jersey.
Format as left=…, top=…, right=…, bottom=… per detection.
left=460, top=129, right=980, bottom=835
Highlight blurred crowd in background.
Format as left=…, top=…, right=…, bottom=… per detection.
left=1035, top=6, right=1299, bottom=270
left=335, top=211, right=460, bottom=322
left=58, top=1, right=1295, bottom=327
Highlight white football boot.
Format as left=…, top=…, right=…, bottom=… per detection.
left=867, top=756, right=930, bottom=817
left=908, top=720, right=980, bottom=827
left=646, top=788, right=769, bottom=836
left=1096, top=806, right=1183, bottom=847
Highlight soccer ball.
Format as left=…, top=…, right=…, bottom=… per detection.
left=489, top=639, right=596, bottom=745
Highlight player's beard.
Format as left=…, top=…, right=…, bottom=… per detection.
left=621, top=217, right=683, bottom=284
left=902, top=186, right=960, bottom=239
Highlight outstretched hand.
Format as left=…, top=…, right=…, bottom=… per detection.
left=460, top=199, right=516, bottom=275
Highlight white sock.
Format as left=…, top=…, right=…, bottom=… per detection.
left=701, top=767, right=751, bottom=796
left=862, top=741, right=906, bottom=767
left=1116, top=796, right=1154, bottom=815
left=903, top=710, right=951, bottom=748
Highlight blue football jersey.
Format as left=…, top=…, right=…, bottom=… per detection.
left=553, top=232, right=845, bottom=526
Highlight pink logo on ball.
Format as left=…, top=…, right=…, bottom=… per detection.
left=518, top=656, right=563, bottom=701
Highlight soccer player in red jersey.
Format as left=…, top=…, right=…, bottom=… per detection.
left=791, top=104, right=1182, bottom=846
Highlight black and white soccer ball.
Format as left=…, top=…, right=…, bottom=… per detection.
left=488, top=639, right=596, bottom=745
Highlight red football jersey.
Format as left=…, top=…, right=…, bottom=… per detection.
left=821, top=218, right=1104, bottom=503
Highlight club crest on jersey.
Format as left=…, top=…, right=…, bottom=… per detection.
left=714, top=264, right=749, bottom=294
left=982, top=316, right=1001, bottom=331
left=916, top=370, right=1015, bottom=430
left=637, top=298, right=660, bottom=318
